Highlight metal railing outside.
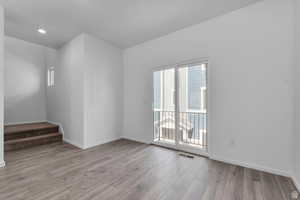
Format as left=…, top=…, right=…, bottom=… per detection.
left=153, top=110, right=207, bottom=148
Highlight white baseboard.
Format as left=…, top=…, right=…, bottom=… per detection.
left=121, top=136, right=151, bottom=144
left=0, top=160, right=5, bottom=168
left=210, top=155, right=291, bottom=178
left=65, top=137, right=121, bottom=150
left=84, top=137, right=121, bottom=149
left=63, top=138, right=84, bottom=149
left=4, top=120, right=47, bottom=126
left=292, top=176, right=300, bottom=193
left=123, top=137, right=291, bottom=178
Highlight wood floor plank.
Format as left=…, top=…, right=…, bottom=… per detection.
left=243, top=168, right=256, bottom=200
left=0, top=139, right=296, bottom=200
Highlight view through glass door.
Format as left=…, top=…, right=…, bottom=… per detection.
left=153, top=68, right=176, bottom=144
left=153, top=61, right=208, bottom=155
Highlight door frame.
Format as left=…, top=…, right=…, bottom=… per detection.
left=151, top=57, right=210, bottom=157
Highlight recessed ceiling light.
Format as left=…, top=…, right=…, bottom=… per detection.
left=37, top=28, right=47, bottom=34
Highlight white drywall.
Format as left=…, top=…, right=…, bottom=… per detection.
left=294, top=0, right=300, bottom=191
left=45, top=46, right=59, bottom=123
left=0, top=5, right=4, bottom=167
left=4, top=36, right=55, bottom=124
left=47, top=34, right=123, bottom=149
left=123, top=0, right=294, bottom=175
left=47, top=34, right=85, bottom=148
left=84, top=34, right=123, bottom=148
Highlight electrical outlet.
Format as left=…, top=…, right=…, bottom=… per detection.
left=291, top=191, right=299, bottom=199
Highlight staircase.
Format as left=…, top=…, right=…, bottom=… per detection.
left=4, top=122, right=63, bottom=151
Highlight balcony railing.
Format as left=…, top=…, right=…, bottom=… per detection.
left=153, top=110, right=207, bottom=149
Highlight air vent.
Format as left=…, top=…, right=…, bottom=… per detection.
left=178, top=153, right=194, bottom=159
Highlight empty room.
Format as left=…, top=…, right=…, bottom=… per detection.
left=0, top=0, right=299, bottom=199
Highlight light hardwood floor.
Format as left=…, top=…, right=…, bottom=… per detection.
left=0, top=139, right=297, bottom=200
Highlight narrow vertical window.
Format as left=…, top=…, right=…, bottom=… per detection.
left=47, top=67, right=55, bottom=87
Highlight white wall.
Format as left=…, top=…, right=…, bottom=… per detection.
left=84, top=34, right=123, bottom=148
left=4, top=36, right=55, bottom=124
left=123, top=0, right=294, bottom=175
left=47, top=33, right=123, bottom=149
left=47, top=34, right=85, bottom=148
left=45, top=47, right=58, bottom=121
left=0, top=5, right=4, bottom=167
left=294, top=0, right=300, bottom=190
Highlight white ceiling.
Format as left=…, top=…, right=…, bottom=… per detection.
left=0, top=0, right=261, bottom=49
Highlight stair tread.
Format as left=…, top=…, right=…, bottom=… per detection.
left=5, top=132, right=62, bottom=144
left=5, top=122, right=58, bottom=135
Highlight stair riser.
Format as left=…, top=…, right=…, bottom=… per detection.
left=5, top=135, right=62, bottom=151
left=5, top=127, right=59, bottom=141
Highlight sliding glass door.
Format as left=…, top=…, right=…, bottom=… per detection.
left=177, top=63, right=207, bottom=152
left=153, top=68, right=176, bottom=144
left=153, top=61, right=208, bottom=155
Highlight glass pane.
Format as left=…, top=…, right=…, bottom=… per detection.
left=178, top=63, right=207, bottom=149
left=153, top=72, right=161, bottom=109
left=153, top=68, right=175, bottom=144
